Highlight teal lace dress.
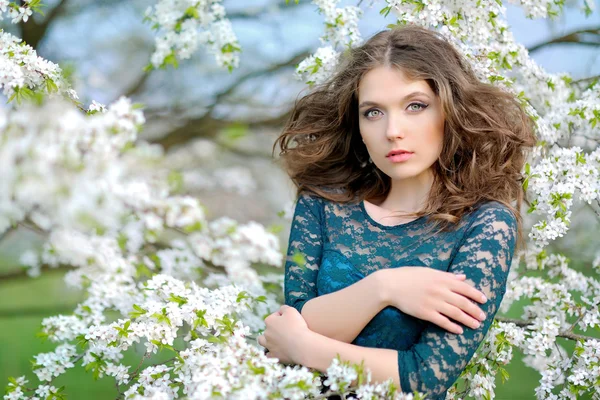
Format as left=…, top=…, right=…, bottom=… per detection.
left=284, top=193, right=517, bottom=399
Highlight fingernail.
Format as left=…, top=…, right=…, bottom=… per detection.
left=473, top=321, right=480, bottom=329
left=480, top=312, right=486, bottom=320
left=481, top=295, right=487, bottom=303
left=456, top=327, right=463, bottom=334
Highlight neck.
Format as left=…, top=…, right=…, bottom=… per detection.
left=378, top=171, right=434, bottom=213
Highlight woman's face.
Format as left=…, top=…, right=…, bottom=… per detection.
left=357, top=66, right=444, bottom=184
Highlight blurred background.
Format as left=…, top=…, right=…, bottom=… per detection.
left=1, top=0, right=599, bottom=398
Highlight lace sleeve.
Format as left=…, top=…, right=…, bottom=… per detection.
left=397, top=203, right=517, bottom=398
left=284, top=193, right=325, bottom=314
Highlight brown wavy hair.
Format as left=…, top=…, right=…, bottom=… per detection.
left=273, top=25, right=536, bottom=243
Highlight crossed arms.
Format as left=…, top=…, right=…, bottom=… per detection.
left=283, top=195, right=517, bottom=396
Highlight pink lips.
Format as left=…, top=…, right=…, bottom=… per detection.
left=386, top=150, right=414, bottom=163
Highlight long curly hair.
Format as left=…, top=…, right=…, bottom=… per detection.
left=273, top=25, right=536, bottom=242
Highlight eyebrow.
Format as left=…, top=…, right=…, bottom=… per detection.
left=358, top=91, right=431, bottom=109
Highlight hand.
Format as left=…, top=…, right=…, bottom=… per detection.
left=378, top=267, right=488, bottom=334
left=257, top=305, right=310, bottom=365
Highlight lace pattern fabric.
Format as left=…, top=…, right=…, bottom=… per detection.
left=284, top=193, right=517, bottom=399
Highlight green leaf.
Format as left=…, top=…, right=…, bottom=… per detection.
left=267, top=224, right=283, bottom=234
left=129, top=304, right=148, bottom=319
left=193, top=309, right=209, bottom=330
left=246, top=360, right=266, bottom=375
left=151, top=308, right=172, bottom=326
left=527, top=199, right=538, bottom=214
left=162, top=52, right=179, bottom=69
left=255, top=295, right=267, bottom=304
left=168, top=294, right=188, bottom=306
left=168, top=170, right=184, bottom=194
left=220, top=122, right=248, bottom=142
left=291, top=251, right=307, bottom=268
left=184, top=6, right=200, bottom=19
left=117, top=233, right=128, bottom=252
left=135, top=262, right=152, bottom=279
left=45, top=78, right=58, bottom=94
left=114, top=320, right=133, bottom=338
left=221, top=43, right=241, bottom=54
left=379, top=6, right=391, bottom=17
left=236, top=291, right=250, bottom=303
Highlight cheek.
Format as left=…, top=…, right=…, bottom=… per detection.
left=427, top=120, right=444, bottom=154
left=358, top=120, right=368, bottom=138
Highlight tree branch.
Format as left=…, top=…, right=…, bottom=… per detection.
left=528, top=26, right=600, bottom=53
left=150, top=50, right=310, bottom=151
left=0, top=224, right=18, bottom=244
left=19, top=0, right=70, bottom=49
left=206, top=50, right=310, bottom=116
left=227, top=0, right=311, bottom=20
left=573, top=74, right=600, bottom=85
left=125, top=70, right=150, bottom=98
left=495, top=317, right=597, bottom=342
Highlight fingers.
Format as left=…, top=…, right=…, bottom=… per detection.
left=447, top=292, right=486, bottom=322
left=257, top=334, right=266, bottom=348
left=429, top=313, right=463, bottom=335
left=439, top=303, right=481, bottom=331
left=451, top=280, right=488, bottom=304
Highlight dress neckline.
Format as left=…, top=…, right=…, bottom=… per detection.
left=360, top=199, right=425, bottom=230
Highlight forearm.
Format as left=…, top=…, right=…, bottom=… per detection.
left=300, top=270, right=388, bottom=343
left=298, top=330, right=401, bottom=389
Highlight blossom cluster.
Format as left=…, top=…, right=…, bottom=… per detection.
left=295, top=0, right=362, bottom=86
left=313, top=0, right=363, bottom=49
left=0, top=0, right=35, bottom=24
left=296, top=46, right=341, bottom=86
left=525, top=146, right=600, bottom=246
left=143, top=0, right=241, bottom=71
left=0, top=30, right=75, bottom=101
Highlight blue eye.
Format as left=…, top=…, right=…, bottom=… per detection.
left=408, top=102, right=428, bottom=112
left=364, top=109, right=382, bottom=118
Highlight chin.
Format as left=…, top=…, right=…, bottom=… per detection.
left=380, top=167, right=425, bottom=181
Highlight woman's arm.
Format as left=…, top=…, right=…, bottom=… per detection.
left=298, top=329, right=401, bottom=388
left=285, top=193, right=391, bottom=343
left=300, top=270, right=388, bottom=343
left=301, top=267, right=486, bottom=343
left=286, top=194, right=487, bottom=344
left=393, top=204, right=517, bottom=397
left=297, top=204, right=516, bottom=398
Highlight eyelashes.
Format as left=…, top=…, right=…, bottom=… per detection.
left=362, top=102, right=429, bottom=119
left=407, top=102, right=429, bottom=112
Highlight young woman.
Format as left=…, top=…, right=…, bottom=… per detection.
left=259, top=25, right=536, bottom=399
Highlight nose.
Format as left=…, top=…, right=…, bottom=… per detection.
left=385, top=113, right=405, bottom=141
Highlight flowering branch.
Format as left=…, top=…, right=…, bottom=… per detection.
left=19, top=0, right=70, bottom=49
left=495, top=317, right=595, bottom=342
